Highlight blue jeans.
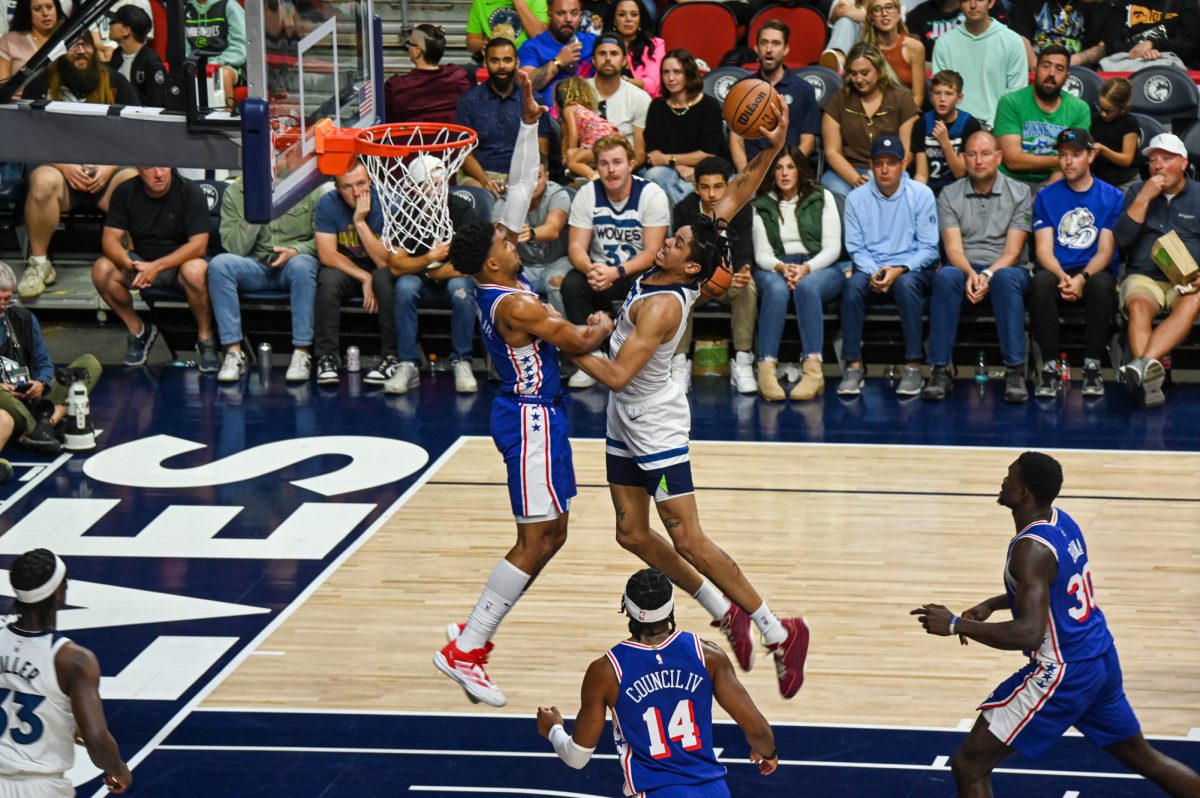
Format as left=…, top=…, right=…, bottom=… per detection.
left=392, top=274, right=477, bottom=362
left=642, top=165, right=694, bottom=206
left=521, top=255, right=572, bottom=316
left=841, top=268, right=935, bottom=363
left=928, top=265, right=1030, bottom=367
left=208, top=253, right=318, bottom=347
left=754, top=263, right=846, bottom=360
left=821, top=167, right=870, bottom=200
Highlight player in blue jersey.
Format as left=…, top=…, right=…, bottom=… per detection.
left=912, top=452, right=1200, bottom=797
left=434, top=71, right=614, bottom=707
left=537, top=568, right=778, bottom=797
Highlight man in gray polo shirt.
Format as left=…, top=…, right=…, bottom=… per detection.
left=492, top=158, right=572, bottom=314
left=923, top=130, right=1033, bottom=403
left=1113, top=133, right=1200, bottom=409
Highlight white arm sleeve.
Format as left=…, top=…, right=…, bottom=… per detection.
left=549, top=724, right=595, bottom=770
left=500, top=120, right=542, bottom=234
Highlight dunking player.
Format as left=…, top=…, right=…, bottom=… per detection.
left=569, top=98, right=810, bottom=698
left=913, top=452, right=1200, bottom=797
left=1, top=549, right=131, bottom=796
left=434, top=71, right=614, bottom=706
left=537, top=568, right=778, bottom=797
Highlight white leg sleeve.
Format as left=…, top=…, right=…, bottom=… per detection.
left=500, top=120, right=541, bottom=234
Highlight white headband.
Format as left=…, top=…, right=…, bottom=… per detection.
left=13, top=555, right=66, bottom=604
left=623, top=590, right=674, bottom=623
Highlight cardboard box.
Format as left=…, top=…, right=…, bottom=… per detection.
left=1151, top=231, right=1200, bottom=286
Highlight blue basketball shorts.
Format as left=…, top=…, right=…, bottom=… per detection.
left=639, top=778, right=731, bottom=798
left=491, top=397, right=576, bottom=519
left=978, top=645, right=1141, bottom=760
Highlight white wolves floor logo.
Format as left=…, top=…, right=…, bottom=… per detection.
left=1057, top=207, right=1098, bottom=249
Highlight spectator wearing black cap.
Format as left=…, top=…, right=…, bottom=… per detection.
left=107, top=4, right=165, bottom=107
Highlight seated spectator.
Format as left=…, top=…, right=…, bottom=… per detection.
left=580, top=0, right=608, bottom=36
left=371, top=156, right=481, bottom=395
left=861, top=0, right=926, bottom=107
left=668, top=156, right=758, bottom=395
left=838, top=135, right=939, bottom=397
left=0, top=262, right=103, bottom=468
left=519, top=0, right=596, bottom=112
left=184, top=0, right=246, bottom=109
left=384, top=24, right=471, bottom=125
left=458, top=38, right=552, bottom=196
left=732, top=21, right=819, bottom=170
left=106, top=5, right=166, bottom=107
left=1008, top=0, right=1106, bottom=68
left=932, top=0, right=1026, bottom=128
left=466, top=0, right=547, bottom=54
left=493, top=156, right=572, bottom=314
left=1030, top=128, right=1123, bottom=398
left=20, top=36, right=140, bottom=300
left=820, top=0, right=866, bottom=73
left=588, top=33, right=650, bottom=167
left=994, top=45, right=1090, bottom=187
left=559, top=76, right=619, bottom=180
left=563, top=134, right=668, bottom=388
left=924, top=130, right=1032, bottom=403
left=208, top=178, right=322, bottom=384
left=92, top=167, right=213, bottom=369
left=0, top=0, right=61, bottom=83
left=821, top=42, right=919, bottom=199
left=641, top=49, right=724, bottom=204
left=906, top=0, right=1010, bottom=64
left=1113, top=134, right=1200, bottom=409
left=1098, top=0, right=1199, bottom=71
left=913, top=70, right=980, bottom=194
left=1090, top=77, right=1139, bottom=193
left=752, top=148, right=844, bottom=402
left=603, top=0, right=663, bottom=97
left=93, top=0, right=155, bottom=59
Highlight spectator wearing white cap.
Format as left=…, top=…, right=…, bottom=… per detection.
left=1113, top=133, right=1200, bottom=409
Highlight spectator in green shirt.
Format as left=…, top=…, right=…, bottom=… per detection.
left=466, top=0, right=548, bottom=55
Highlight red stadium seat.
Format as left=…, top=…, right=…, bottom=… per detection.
left=150, top=0, right=168, bottom=62
left=659, top=2, right=739, bottom=71
left=748, top=5, right=828, bottom=68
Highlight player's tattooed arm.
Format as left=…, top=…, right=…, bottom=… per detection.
left=713, top=95, right=789, bottom=224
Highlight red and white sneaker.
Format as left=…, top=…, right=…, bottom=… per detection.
left=711, top=603, right=754, bottom=672
left=434, top=633, right=507, bottom=707
left=767, top=617, right=810, bottom=699
left=443, top=623, right=480, bottom=705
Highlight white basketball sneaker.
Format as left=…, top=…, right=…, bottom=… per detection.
left=434, top=637, right=507, bottom=707
left=670, top=353, right=691, bottom=392
left=730, top=351, right=756, bottom=394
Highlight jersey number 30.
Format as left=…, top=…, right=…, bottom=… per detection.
left=643, top=699, right=701, bottom=759
left=1067, top=563, right=1099, bottom=622
left=0, top=689, right=45, bottom=744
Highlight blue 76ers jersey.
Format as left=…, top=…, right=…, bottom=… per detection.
left=1004, top=508, right=1114, bottom=664
left=606, top=631, right=725, bottom=795
left=475, top=277, right=562, bottom=399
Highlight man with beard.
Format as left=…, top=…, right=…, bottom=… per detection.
left=458, top=37, right=552, bottom=196
left=519, top=0, right=595, bottom=111
left=19, top=34, right=139, bottom=300
left=730, top=21, right=819, bottom=170
left=913, top=452, right=1200, bottom=798
left=931, top=0, right=1027, bottom=128
left=587, top=34, right=649, bottom=169
left=994, top=45, right=1090, bottom=187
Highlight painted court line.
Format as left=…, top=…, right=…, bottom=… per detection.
left=0, top=453, right=69, bottom=514
left=410, top=788, right=607, bottom=797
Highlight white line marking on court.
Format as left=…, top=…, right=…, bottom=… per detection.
left=932, top=755, right=949, bottom=768
left=1063, top=791, right=1080, bottom=797
left=18, top=465, right=43, bottom=482
left=1188, top=727, right=1200, bottom=740
left=410, top=787, right=609, bottom=797
left=96, top=437, right=471, bottom=798
left=0, top=453, right=69, bottom=514
left=956, top=718, right=974, bottom=731
left=248, top=650, right=286, bottom=656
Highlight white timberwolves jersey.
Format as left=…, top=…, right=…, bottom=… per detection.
left=609, top=273, right=698, bottom=399
left=0, top=626, right=76, bottom=777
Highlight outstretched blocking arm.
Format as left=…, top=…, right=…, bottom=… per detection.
left=705, top=640, right=777, bottom=776
left=57, top=643, right=131, bottom=793
left=571, top=295, right=680, bottom=392
left=502, top=293, right=613, bottom=356
left=711, top=97, right=789, bottom=225
left=537, top=656, right=618, bottom=768
left=499, top=71, right=548, bottom=238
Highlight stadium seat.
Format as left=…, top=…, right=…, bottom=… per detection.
left=451, top=185, right=496, bottom=223
left=702, top=67, right=751, bottom=104
left=791, top=65, right=842, bottom=107
left=1064, top=66, right=1103, bottom=107
left=747, top=5, right=827, bottom=68
left=150, top=0, right=167, bottom=62
left=1180, top=119, right=1200, bottom=178
left=1129, top=65, right=1200, bottom=124
left=1132, top=112, right=1169, bottom=168
left=660, top=2, right=739, bottom=71
left=194, top=179, right=228, bottom=255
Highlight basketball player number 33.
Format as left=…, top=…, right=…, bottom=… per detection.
left=0, top=689, right=45, bottom=744
left=644, top=699, right=702, bottom=758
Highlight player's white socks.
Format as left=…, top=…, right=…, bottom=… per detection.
left=692, top=582, right=731, bottom=621
left=751, top=603, right=788, bottom=646
left=458, top=559, right=531, bottom=652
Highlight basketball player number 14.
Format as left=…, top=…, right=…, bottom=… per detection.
left=644, top=699, right=701, bottom=758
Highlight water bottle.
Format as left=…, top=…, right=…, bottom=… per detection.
left=975, top=350, right=988, bottom=382
left=427, top=353, right=448, bottom=372
left=1059, top=352, right=1071, bottom=390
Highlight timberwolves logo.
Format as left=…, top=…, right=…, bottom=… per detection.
left=1143, top=75, right=1173, bottom=104
left=802, top=74, right=826, bottom=102
left=199, top=182, right=221, bottom=213
left=1063, top=74, right=1083, bottom=98
left=713, top=74, right=740, bottom=103
left=1057, top=207, right=1099, bottom=249
left=488, top=7, right=522, bottom=40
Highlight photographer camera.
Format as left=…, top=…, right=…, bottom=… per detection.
left=0, top=263, right=103, bottom=480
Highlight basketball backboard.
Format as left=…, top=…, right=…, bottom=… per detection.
left=242, top=0, right=382, bottom=223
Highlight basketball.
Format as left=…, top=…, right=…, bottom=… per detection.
left=700, top=264, right=733, bottom=300
left=723, top=80, right=780, bottom=140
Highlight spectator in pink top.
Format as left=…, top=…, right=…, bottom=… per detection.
left=0, top=0, right=63, bottom=83
left=603, top=0, right=663, bottom=97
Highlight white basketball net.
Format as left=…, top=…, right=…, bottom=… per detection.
left=359, top=125, right=477, bottom=254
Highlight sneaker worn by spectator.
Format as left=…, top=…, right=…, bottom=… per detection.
left=123, top=323, right=158, bottom=367
left=1081, top=358, right=1104, bottom=397
left=896, top=365, right=925, bottom=396
left=385, top=361, right=421, bottom=395
left=18, top=257, right=56, bottom=300
left=285, top=350, right=313, bottom=382
left=217, top=350, right=247, bottom=383
left=365, top=355, right=401, bottom=385
left=568, top=351, right=604, bottom=389
left=197, top=339, right=221, bottom=373
left=730, top=351, right=756, bottom=394
left=1034, top=361, right=1060, bottom=398
left=1004, top=366, right=1028, bottom=403
left=316, top=354, right=339, bottom=385
left=0, top=459, right=12, bottom=484
left=837, top=364, right=865, bottom=396
left=20, top=419, right=62, bottom=455
left=921, top=365, right=953, bottom=401
left=670, top=354, right=691, bottom=392
left=453, top=359, right=478, bottom=393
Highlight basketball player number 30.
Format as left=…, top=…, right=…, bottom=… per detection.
left=643, top=699, right=702, bottom=758
left=1067, top=563, right=1099, bottom=622
left=0, top=689, right=45, bottom=744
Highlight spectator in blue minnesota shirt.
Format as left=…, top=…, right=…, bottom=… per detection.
left=838, top=135, right=940, bottom=399
left=518, top=0, right=595, bottom=112
left=457, top=37, right=551, bottom=196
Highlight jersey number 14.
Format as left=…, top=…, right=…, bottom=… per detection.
left=643, top=699, right=701, bottom=759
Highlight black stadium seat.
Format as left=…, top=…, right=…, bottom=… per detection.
left=703, top=67, right=751, bottom=105
left=791, top=65, right=842, bottom=108
left=1129, top=66, right=1200, bottom=124
left=1064, top=67, right=1103, bottom=108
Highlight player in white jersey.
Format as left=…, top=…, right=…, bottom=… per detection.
left=570, top=100, right=812, bottom=700
left=1, top=548, right=130, bottom=796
